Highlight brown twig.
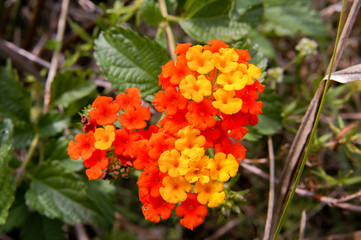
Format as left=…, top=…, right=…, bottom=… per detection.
left=299, top=210, right=307, bottom=240
left=263, top=137, right=275, bottom=240
left=43, top=0, right=70, bottom=113
left=1, top=39, right=51, bottom=68
left=22, top=0, right=45, bottom=50
left=240, top=161, right=361, bottom=213
left=74, top=223, right=89, bottom=240
left=205, top=217, right=242, bottom=240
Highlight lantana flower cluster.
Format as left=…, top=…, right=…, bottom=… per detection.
left=68, top=40, right=265, bottom=230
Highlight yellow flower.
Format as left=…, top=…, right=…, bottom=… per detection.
left=94, top=125, right=115, bottom=150
left=209, top=153, right=239, bottom=182
left=212, top=89, right=243, bottom=114
left=158, top=149, right=189, bottom=177
left=247, top=64, right=261, bottom=84
left=160, top=176, right=192, bottom=203
left=216, top=70, right=248, bottom=91
left=179, top=75, right=212, bottom=103
left=193, top=180, right=225, bottom=208
left=186, top=45, right=214, bottom=74
left=185, top=155, right=211, bottom=184
left=175, top=126, right=206, bottom=151
left=212, top=48, right=239, bottom=73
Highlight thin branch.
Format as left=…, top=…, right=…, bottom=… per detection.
left=205, top=217, right=242, bottom=240
left=158, top=0, right=176, bottom=61
left=299, top=210, right=307, bottom=240
left=240, top=161, right=361, bottom=213
left=42, top=0, right=70, bottom=113
left=1, top=39, right=51, bottom=68
left=263, top=137, right=275, bottom=240
left=74, top=223, right=89, bottom=240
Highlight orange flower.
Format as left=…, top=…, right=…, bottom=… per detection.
left=142, top=195, right=176, bottom=223
left=68, top=131, right=96, bottom=160
left=186, top=99, right=218, bottom=130
left=90, top=96, right=121, bottom=125
left=83, top=149, right=109, bottom=180
left=118, top=105, right=151, bottom=131
left=203, top=39, right=229, bottom=53
left=193, top=180, right=225, bottom=207
left=176, top=193, right=208, bottom=230
left=153, top=87, right=189, bottom=116
left=179, top=75, right=212, bottom=103
left=116, top=88, right=142, bottom=109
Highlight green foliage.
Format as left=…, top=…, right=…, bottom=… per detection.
left=263, top=1, right=327, bottom=39
left=141, top=0, right=163, bottom=27
left=94, top=27, right=169, bottom=97
left=37, top=112, right=70, bottom=137
left=25, top=161, right=105, bottom=225
left=0, top=119, right=15, bottom=225
left=20, top=212, right=65, bottom=240
left=0, top=64, right=31, bottom=122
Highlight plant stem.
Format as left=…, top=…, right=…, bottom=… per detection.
left=14, top=134, right=39, bottom=188
left=158, top=0, right=176, bottom=60
left=272, top=0, right=346, bottom=238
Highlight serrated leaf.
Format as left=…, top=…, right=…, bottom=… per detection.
left=25, top=161, right=104, bottom=225
left=0, top=188, right=28, bottom=232
left=0, top=64, right=31, bottom=122
left=86, top=180, right=116, bottom=228
left=0, top=119, right=15, bottom=225
left=179, top=18, right=249, bottom=43
left=20, top=212, right=65, bottom=240
left=263, top=2, right=326, bottom=38
left=141, top=0, right=163, bottom=27
left=94, top=27, right=169, bottom=96
left=13, top=122, right=35, bottom=148
left=38, top=112, right=70, bottom=137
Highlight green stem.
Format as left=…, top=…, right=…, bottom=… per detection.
left=158, top=0, right=176, bottom=60
left=272, top=0, right=346, bottom=238
left=14, top=134, right=40, bottom=188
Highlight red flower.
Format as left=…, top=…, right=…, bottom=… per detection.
left=142, top=195, right=176, bottom=223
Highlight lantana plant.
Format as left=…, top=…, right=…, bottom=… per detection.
left=68, top=39, right=264, bottom=230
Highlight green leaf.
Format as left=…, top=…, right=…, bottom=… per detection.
left=0, top=187, right=28, bottom=232
left=179, top=18, right=249, bottom=43
left=254, top=88, right=282, bottom=135
left=184, top=0, right=218, bottom=18
left=94, top=27, right=169, bottom=96
left=230, top=0, right=264, bottom=27
left=37, top=112, right=70, bottom=137
left=20, top=212, right=65, bottom=240
left=54, top=84, right=96, bottom=108
left=13, top=122, right=35, bottom=148
left=263, top=1, right=326, bottom=39
left=141, top=0, right=163, bottom=27
left=50, top=70, right=95, bottom=108
left=0, top=119, right=15, bottom=225
left=25, top=161, right=104, bottom=224
left=179, top=0, right=250, bottom=43
left=0, top=64, right=31, bottom=122
left=86, top=180, right=116, bottom=228
left=68, top=19, right=92, bottom=42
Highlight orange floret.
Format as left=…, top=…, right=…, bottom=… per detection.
left=193, top=180, right=225, bottom=207
left=83, top=149, right=109, bottom=180
left=159, top=176, right=191, bottom=203
left=153, top=87, right=189, bottom=116
left=179, top=75, right=212, bottom=103
left=204, top=39, right=229, bottom=53
left=115, top=88, right=142, bottom=109
left=68, top=131, right=96, bottom=160
left=176, top=193, right=208, bottom=230
left=90, top=96, right=121, bottom=125
left=118, top=105, right=151, bottom=131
